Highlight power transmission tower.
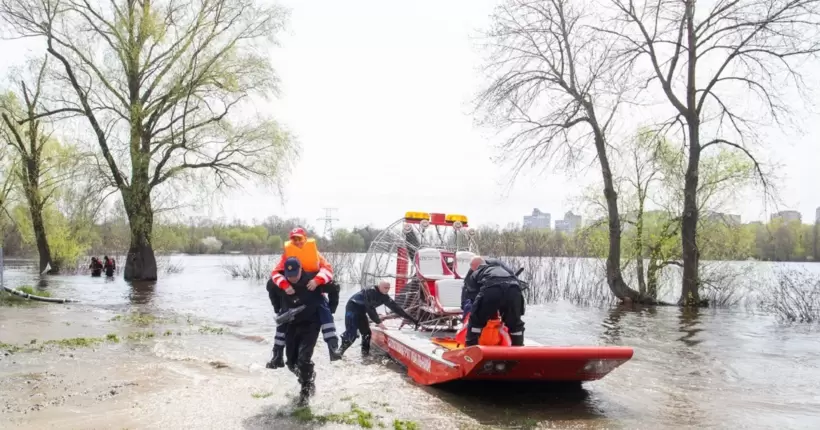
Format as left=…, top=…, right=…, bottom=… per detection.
left=317, top=208, right=339, bottom=239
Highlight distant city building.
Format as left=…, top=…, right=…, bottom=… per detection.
left=555, top=211, right=583, bottom=234
left=815, top=206, right=820, bottom=223
left=704, top=211, right=741, bottom=226
left=523, top=208, right=551, bottom=230
left=771, top=210, right=802, bottom=223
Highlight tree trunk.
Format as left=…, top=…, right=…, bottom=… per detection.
left=28, top=200, right=53, bottom=273
left=680, top=0, right=703, bottom=307
left=21, top=160, right=53, bottom=273
left=646, top=258, right=660, bottom=299
left=679, top=121, right=701, bottom=306
left=635, top=198, right=647, bottom=295
left=122, top=184, right=157, bottom=281
left=588, top=120, right=647, bottom=303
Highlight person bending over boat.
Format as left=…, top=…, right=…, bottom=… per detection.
left=464, top=256, right=526, bottom=347
left=270, top=227, right=342, bottom=361
left=337, top=281, right=419, bottom=357
left=461, top=257, right=517, bottom=320
left=277, top=257, right=339, bottom=404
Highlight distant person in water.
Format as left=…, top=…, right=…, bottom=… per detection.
left=103, top=256, right=116, bottom=277
left=89, top=257, right=103, bottom=277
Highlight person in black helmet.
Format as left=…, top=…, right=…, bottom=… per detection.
left=336, top=281, right=418, bottom=357
left=277, top=257, right=339, bottom=405
left=464, top=256, right=526, bottom=347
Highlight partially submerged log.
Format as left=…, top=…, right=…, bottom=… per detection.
left=2, top=286, right=80, bottom=304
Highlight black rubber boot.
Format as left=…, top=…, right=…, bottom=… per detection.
left=361, top=334, right=371, bottom=356
left=327, top=337, right=342, bottom=361
left=265, top=345, right=285, bottom=369
left=297, top=370, right=315, bottom=406
left=287, top=364, right=299, bottom=377
left=336, top=337, right=354, bottom=357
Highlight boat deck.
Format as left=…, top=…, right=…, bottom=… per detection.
left=373, top=319, right=542, bottom=365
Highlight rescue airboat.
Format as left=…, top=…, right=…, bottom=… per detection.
left=359, top=211, right=634, bottom=386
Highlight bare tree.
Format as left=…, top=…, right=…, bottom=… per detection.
left=476, top=0, right=657, bottom=303
left=0, top=0, right=297, bottom=280
left=604, top=0, right=820, bottom=305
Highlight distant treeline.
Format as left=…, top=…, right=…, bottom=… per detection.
left=3, top=211, right=817, bottom=263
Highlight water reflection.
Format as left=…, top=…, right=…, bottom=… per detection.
left=601, top=307, right=627, bottom=344
left=128, top=280, right=156, bottom=305
left=433, top=380, right=598, bottom=426
left=677, top=307, right=704, bottom=347
left=34, top=277, right=50, bottom=290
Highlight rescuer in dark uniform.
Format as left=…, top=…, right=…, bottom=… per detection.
left=464, top=256, right=526, bottom=347
left=265, top=278, right=290, bottom=369
left=265, top=275, right=341, bottom=370
left=460, top=256, right=518, bottom=319
left=276, top=257, right=339, bottom=404
left=336, top=281, right=419, bottom=357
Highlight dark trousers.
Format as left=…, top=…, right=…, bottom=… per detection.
left=340, top=301, right=371, bottom=351
left=266, top=280, right=338, bottom=353
left=317, top=300, right=338, bottom=350
left=466, top=284, right=525, bottom=346
left=285, top=320, right=320, bottom=386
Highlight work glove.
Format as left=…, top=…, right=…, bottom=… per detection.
left=462, top=299, right=472, bottom=314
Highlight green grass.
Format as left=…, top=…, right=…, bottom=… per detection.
left=393, top=419, right=420, bottom=430
left=198, top=325, right=226, bottom=335
left=109, top=312, right=163, bottom=326
left=126, top=331, right=156, bottom=341
left=282, top=403, right=381, bottom=428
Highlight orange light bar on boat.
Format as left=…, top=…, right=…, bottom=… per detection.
left=405, top=211, right=431, bottom=222
left=445, top=214, right=468, bottom=226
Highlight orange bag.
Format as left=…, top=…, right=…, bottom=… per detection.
left=456, top=313, right=511, bottom=347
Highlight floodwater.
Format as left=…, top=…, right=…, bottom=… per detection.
left=1, top=255, right=820, bottom=429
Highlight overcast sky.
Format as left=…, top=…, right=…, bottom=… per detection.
left=2, top=0, right=819, bottom=231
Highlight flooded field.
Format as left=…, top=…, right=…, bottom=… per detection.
left=2, top=255, right=819, bottom=429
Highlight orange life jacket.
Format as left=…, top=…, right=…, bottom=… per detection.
left=283, top=238, right=320, bottom=272
left=455, top=314, right=511, bottom=347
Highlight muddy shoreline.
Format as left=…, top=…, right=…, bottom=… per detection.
left=0, top=304, right=492, bottom=430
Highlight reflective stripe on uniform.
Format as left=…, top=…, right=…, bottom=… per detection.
left=321, top=323, right=337, bottom=339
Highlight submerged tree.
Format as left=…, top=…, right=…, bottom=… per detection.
left=604, top=0, right=820, bottom=305
left=477, top=0, right=656, bottom=303
left=1, top=0, right=297, bottom=280
left=0, top=58, right=80, bottom=273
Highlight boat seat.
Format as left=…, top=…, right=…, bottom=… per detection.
left=454, top=251, right=475, bottom=279
left=435, top=279, right=464, bottom=313
left=415, top=248, right=455, bottom=280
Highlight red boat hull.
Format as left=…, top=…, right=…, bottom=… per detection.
left=371, top=329, right=634, bottom=386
